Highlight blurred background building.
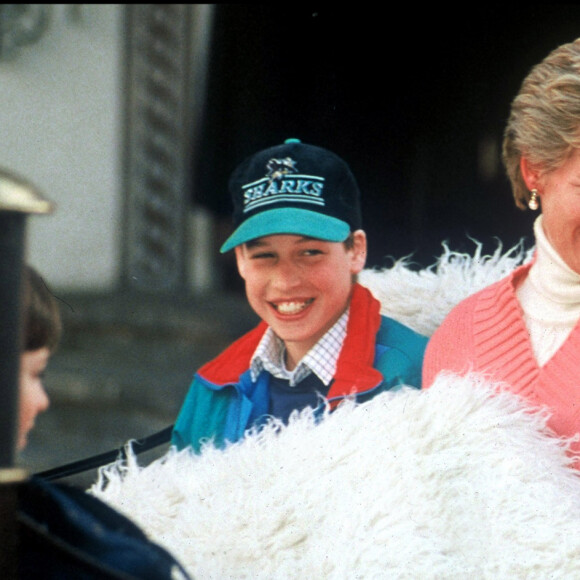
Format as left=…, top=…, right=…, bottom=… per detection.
left=1, top=4, right=579, bottom=482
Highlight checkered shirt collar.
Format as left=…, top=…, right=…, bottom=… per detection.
left=250, top=308, right=349, bottom=387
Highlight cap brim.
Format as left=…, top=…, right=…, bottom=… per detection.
left=220, top=207, right=351, bottom=253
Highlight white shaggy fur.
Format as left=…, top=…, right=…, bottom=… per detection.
left=91, top=375, right=580, bottom=579
left=90, top=242, right=580, bottom=579
left=359, top=241, right=532, bottom=336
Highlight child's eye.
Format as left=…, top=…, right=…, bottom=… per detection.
left=250, top=252, right=275, bottom=260
left=303, top=248, right=323, bottom=256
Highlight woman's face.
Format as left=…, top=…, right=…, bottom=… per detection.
left=18, top=347, right=51, bottom=450
left=537, top=148, right=580, bottom=274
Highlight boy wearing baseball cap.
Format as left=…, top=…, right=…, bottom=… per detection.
left=172, top=139, right=428, bottom=452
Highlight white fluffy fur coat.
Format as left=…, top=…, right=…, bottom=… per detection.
left=91, top=243, right=580, bottom=579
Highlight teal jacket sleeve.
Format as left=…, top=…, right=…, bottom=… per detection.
left=374, top=317, right=428, bottom=391
left=171, top=370, right=270, bottom=453
left=171, top=375, right=232, bottom=453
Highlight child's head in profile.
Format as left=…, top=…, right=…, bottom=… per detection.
left=18, top=264, right=62, bottom=450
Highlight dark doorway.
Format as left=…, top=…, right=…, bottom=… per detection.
left=192, top=5, right=580, bottom=273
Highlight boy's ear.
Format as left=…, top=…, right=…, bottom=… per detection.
left=234, top=245, right=248, bottom=280
left=350, top=230, right=367, bottom=274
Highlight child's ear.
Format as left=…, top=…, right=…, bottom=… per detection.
left=350, top=230, right=367, bottom=274
left=234, top=245, right=248, bottom=280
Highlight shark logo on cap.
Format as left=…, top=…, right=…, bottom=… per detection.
left=242, top=158, right=326, bottom=214
left=266, top=157, right=297, bottom=181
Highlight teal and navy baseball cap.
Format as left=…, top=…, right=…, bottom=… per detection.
left=220, top=138, right=362, bottom=253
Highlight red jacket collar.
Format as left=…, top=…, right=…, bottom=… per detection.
left=327, top=283, right=384, bottom=403
left=199, top=283, right=384, bottom=398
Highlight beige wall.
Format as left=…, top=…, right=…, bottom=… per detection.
left=0, top=5, right=122, bottom=291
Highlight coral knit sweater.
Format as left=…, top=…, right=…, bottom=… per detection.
left=422, top=229, right=580, bottom=456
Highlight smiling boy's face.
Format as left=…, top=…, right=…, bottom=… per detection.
left=235, top=231, right=366, bottom=369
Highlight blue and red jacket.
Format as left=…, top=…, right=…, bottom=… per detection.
left=172, top=284, right=428, bottom=452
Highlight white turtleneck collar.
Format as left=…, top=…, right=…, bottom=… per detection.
left=527, top=215, right=580, bottom=308
left=517, top=214, right=580, bottom=365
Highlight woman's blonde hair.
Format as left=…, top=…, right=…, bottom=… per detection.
left=502, top=37, right=580, bottom=209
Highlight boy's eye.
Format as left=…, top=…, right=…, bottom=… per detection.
left=250, top=251, right=275, bottom=260
left=303, top=248, right=323, bottom=256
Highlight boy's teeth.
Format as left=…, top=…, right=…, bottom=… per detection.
left=277, top=301, right=307, bottom=314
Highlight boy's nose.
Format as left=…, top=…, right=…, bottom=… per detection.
left=272, top=260, right=301, bottom=288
